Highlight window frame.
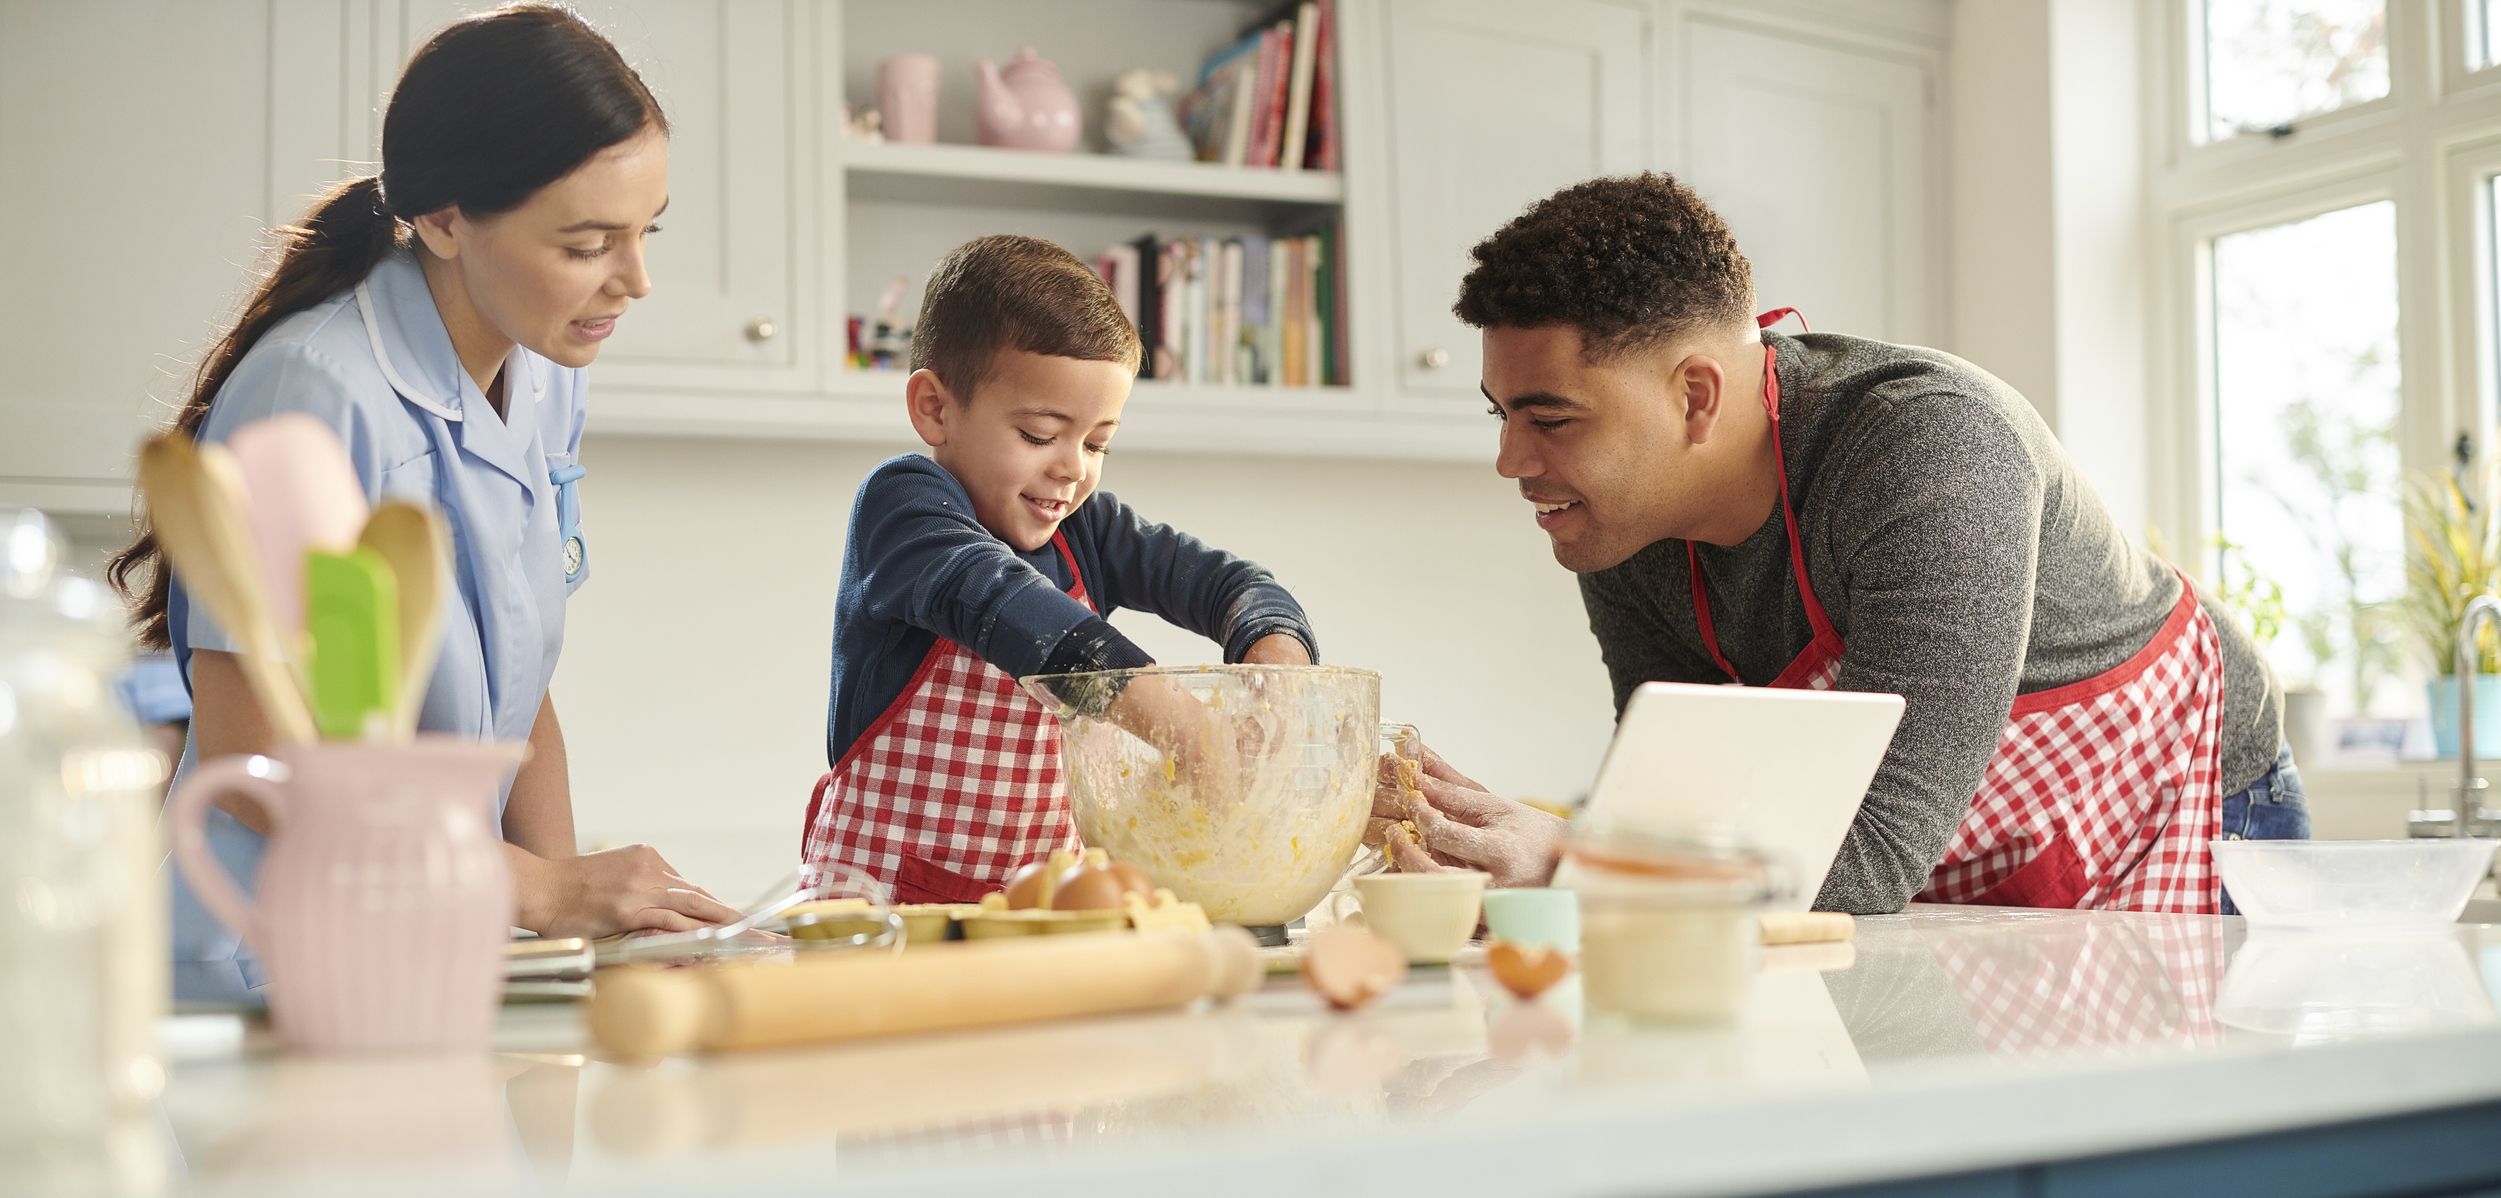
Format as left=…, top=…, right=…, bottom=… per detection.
left=2458, top=0, right=2501, bottom=80
left=2445, top=134, right=2501, bottom=450
left=2151, top=0, right=2493, bottom=717
left=2176, top=173, right=2406, bottom=584
left=2183, top=0, right=2402, bottom=150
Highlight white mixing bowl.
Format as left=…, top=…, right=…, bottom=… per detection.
left=2210, top=839, right=2498, bottom=928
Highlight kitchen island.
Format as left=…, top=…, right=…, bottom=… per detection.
left=143, top=907, right=2501, bottom=1197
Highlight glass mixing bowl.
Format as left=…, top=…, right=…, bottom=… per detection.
left=1022, top=664, right=1380, bottom=927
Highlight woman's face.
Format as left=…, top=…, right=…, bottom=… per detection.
left=414, top=126, right=671, bottom=371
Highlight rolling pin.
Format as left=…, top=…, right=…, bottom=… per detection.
left=1758, top=910, right=1856, bottom=946
left=588, top=927, right=1261, bottom=1057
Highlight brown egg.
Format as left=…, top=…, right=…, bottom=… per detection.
left=1001, top=860, right=1053, bottom=910
left=1303, top=926, right=1407, bottom=1010
left=1104, top=860, right=1154, bottom=896
left=1486, top=939, right=1573, bottom=999
left=1049, top=866, right=1131, bottom=911
left=1050, top=856, right=1155, bottom=911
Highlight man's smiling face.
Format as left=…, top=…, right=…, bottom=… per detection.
left=1483, top=324, right=1725, bottom=573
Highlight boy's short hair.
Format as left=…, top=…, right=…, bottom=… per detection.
left=912, top=234, right=1143, bottom=400
left=1453, top=173, right=1756, bottom=363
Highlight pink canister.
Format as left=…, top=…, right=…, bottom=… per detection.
left=168, top=740, right=524, bottom=1051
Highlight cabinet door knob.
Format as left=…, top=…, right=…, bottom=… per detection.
left=745, top=317, right=778, bottom=343
left=1418, top=346, right=1449, bottom=370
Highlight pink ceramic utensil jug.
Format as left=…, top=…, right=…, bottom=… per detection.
left=167, top=739, right=524, bottom=1051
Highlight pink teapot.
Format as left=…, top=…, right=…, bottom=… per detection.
left=976, top=47, right=1081, bottom=152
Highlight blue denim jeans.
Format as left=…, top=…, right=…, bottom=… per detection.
left=2216, top=743, right=2310, bottom=916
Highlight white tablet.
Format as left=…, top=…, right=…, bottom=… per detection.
left=1576, top=681, right=1905, bottom=911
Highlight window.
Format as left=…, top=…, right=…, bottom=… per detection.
left=2212, top=202, right=2404, bottom=716
left=2156, top=1, right=2501, bottom=758
left=2200, top=0, right=2390, bottom=141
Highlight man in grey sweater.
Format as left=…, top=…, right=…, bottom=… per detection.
left=1379, top=174, right=2306, bottom=914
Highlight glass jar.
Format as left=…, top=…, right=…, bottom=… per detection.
left=0, top=509, right=170, bottom=1194
left=1565, top=818, right=1781, bottom=1023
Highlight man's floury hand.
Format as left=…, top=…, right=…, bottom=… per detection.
left=1371, top=738, right=1564, bottom=889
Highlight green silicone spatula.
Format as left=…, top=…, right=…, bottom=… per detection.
left=356, top=501, right=450, bottom=739
left=305, top=546, right=400, bottom=742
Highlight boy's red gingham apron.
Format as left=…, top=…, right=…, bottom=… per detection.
left=1688, top=310, right=2225, bottom=914
left=800, top=532, right=1088, bottom=904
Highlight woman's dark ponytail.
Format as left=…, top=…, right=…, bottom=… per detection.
left=107, top=176, right=400, bottom=648
left=109, top=2, right=664, bottom=648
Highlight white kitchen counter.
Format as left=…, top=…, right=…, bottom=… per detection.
left=140, top=907, right=2501, bottom=1197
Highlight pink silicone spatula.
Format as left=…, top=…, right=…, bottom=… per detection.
left=225, top=413, right=370, bottom=655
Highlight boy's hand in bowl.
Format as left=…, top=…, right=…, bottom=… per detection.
left=1106, top=675, right=1249, bottom=800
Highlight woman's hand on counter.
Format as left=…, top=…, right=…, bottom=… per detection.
left=1374, top=739, right=1565, bottom=888
left=507, top=842, right=745, bottom=938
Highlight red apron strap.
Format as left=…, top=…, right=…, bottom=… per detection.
left=1687, top=331, right=1841, bottom=685
left=1756, top=341, right=1841, bottom=646
left=1689, top=542, right=1744, bottom=684
left=1757, top=307, right=1810, bottom=333
left=1050, top=529, right=1097, bottom=611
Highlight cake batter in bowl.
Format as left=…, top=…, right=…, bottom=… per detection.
left=1022, top=664, right=1380, bottom=927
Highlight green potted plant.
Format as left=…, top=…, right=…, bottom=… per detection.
left=2214, top=538, right=2319, bottom=765
left=2402, top=466, right=2501, bottom=759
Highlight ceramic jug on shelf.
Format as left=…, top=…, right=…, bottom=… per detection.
left=976, top=46, right=1081, bottom=152
left=168, top=738, right=525, bottom=1051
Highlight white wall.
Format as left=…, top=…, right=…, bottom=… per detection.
left=551, top=429, right=1616, bottom=902
left=1947, top=0, right=2058, bottom=413
left=1946, top=0, right=2153, bottom=542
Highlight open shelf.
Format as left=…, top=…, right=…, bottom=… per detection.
left=840, top=141, right=1345, bottom=207
left=824, top=368, right=1356, bottom=409
left=593, top=375, right=1490, bottom=463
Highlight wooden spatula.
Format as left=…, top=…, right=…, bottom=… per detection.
left=356, top=501, right=450, bottom=739
left=136, top=434, right=319, bottom=744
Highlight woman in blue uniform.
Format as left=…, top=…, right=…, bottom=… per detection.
left=109, top=4, right=739, bottom=986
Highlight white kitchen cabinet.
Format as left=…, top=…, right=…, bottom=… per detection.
left=0, top=0, right=1957, bottom=502
left=1675, top=12, right=1945, bottom=347
left=395, top=0, right=825, bottom=394
left=0, top=3, right=273, bottom=511
left=1379, top=0, right=1648, bottom=402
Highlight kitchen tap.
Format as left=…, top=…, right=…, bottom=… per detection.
left=2454, top=594, right=2501, bottom=838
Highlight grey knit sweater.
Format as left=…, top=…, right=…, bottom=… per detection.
left=1579, top=332, right=2282, bottom=914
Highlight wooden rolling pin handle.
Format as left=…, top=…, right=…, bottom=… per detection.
left=589, top=927, right=1262, bottom=1058
left=1758, top=910, right=1856, bottom=946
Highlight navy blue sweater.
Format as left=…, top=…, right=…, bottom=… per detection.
left=825, top=455, right=1317, bottom=767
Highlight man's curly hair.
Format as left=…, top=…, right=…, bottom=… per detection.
left=1453, top=173, right=1755, bottom=361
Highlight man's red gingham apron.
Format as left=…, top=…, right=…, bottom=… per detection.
left=1687, top=310, right=2226, bottom=914
left=800, top=532, right=1089, bottom=904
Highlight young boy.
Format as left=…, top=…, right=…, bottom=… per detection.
left=803, top=235, right=1318, bottom=904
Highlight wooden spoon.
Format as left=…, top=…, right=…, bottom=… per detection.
left=136, top=435, right=319, bottom=744
left=356, top=501, right=450, bottom=739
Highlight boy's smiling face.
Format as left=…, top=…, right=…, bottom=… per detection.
left=907, top=348, right=1132, bottom=551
